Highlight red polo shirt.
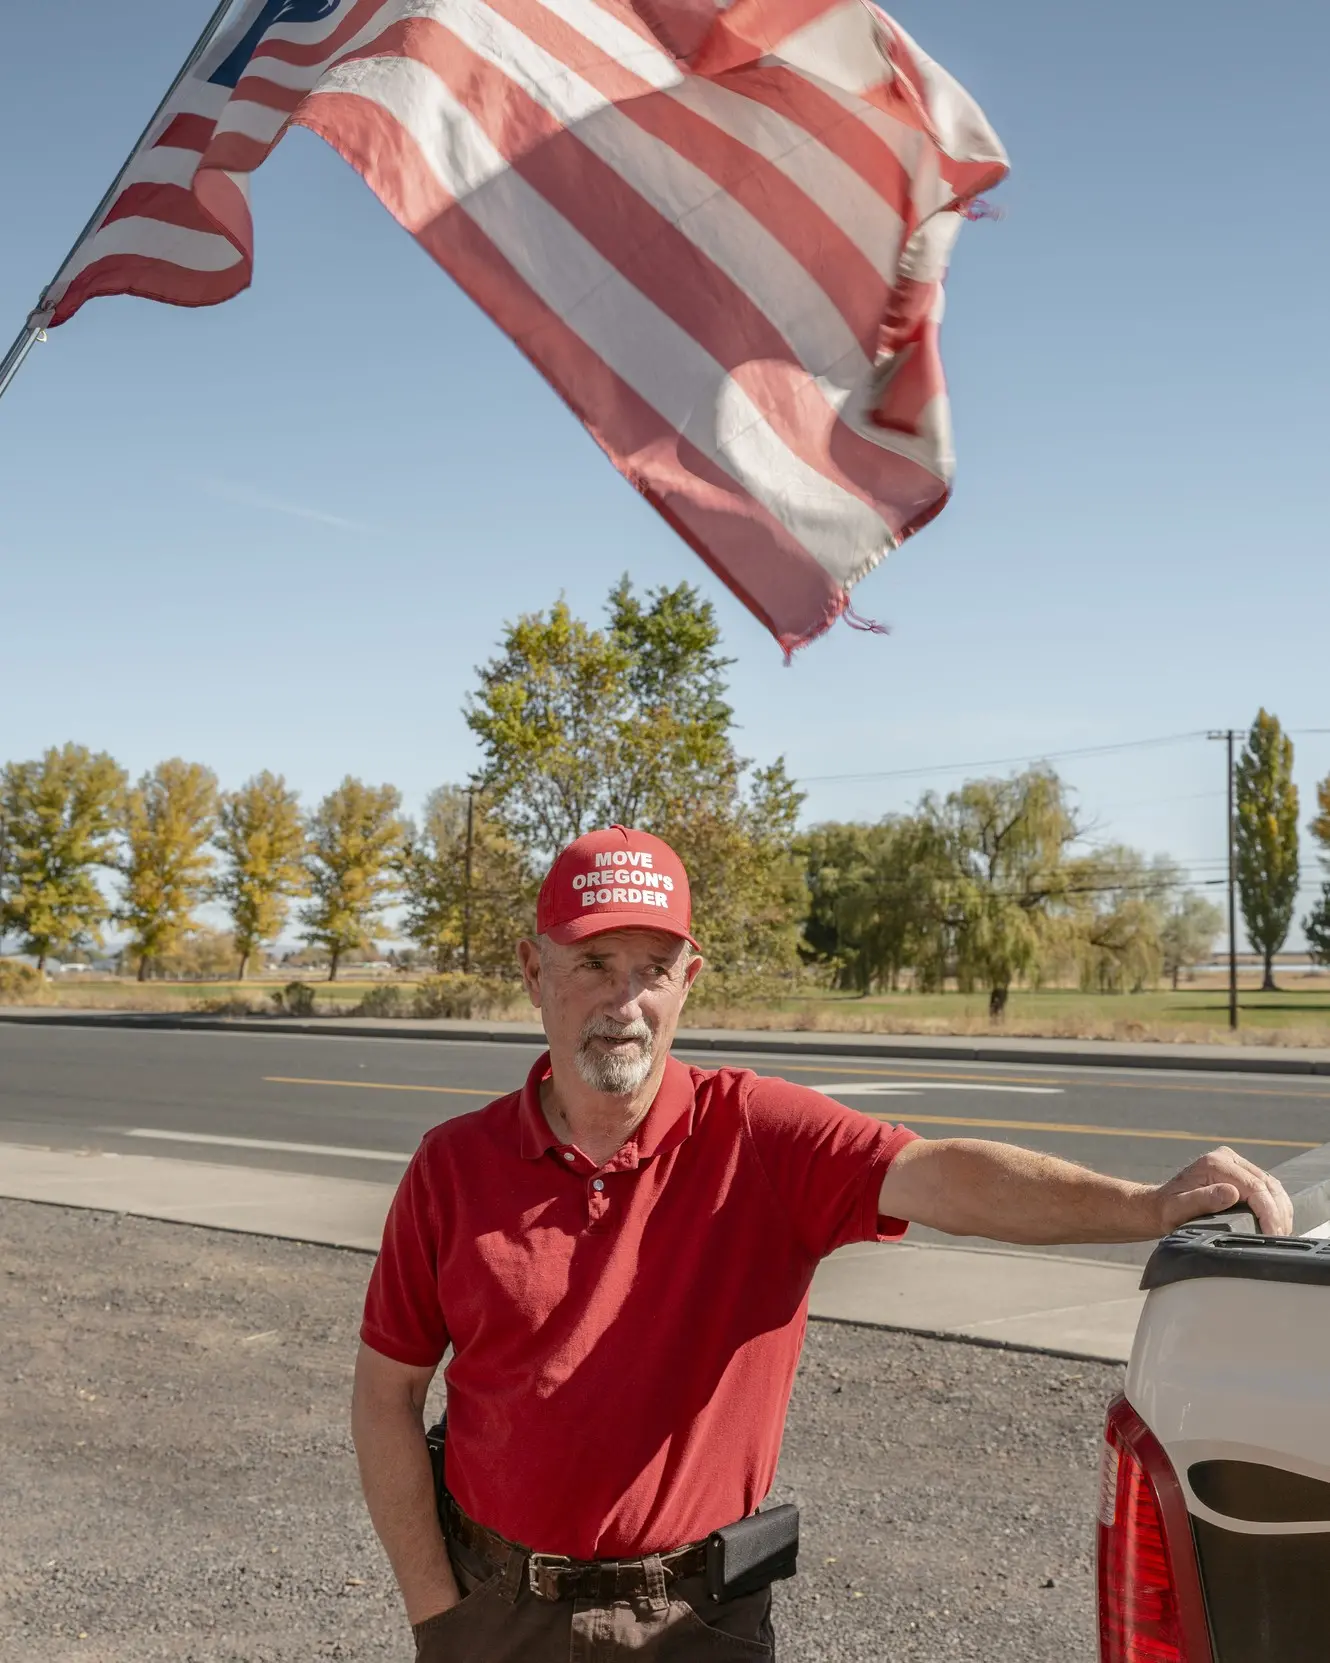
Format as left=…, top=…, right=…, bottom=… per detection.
left=361, top=1053, right=917, bottom=1559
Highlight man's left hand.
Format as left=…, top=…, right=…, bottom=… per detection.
left=1155, top=1146, right=1293, bottom=1237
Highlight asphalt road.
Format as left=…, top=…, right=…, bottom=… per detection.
left=3, top=1022, right=1329, bottom=1265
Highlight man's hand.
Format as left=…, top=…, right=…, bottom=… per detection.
left=1154, top=1146, right=1293, bottom=1237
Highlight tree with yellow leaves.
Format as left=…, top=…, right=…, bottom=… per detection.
left=301, top=778, right=405, bottom=980
left=0, top=743, right=127, bottom=972
left=117, top=760, right=219, bottom=981
left=213, top=772, right=308, bottom=979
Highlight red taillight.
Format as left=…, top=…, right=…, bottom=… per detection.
left=1097, top=1396, right=1213, bottom=1663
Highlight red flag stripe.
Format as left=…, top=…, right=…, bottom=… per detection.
left=295, top=88, right=848, bottom=648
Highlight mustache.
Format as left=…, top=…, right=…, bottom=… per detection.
left=579, top=1016, right=652, bottom=1046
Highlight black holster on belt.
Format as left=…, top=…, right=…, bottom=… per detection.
left=705, top=1505, right=799, bottom=1600
left=425, top=1414, right=448, bottom=1522
left=424, top=1412, right=798, bottom=1600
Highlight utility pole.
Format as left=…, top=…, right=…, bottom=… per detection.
left=462, top=786, right=475, bottom=975
left=1208, top=730, right=1240, bottom=1030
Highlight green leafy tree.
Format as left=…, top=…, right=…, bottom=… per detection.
left=1159, top=888, right=1225, bottom=990
left=0, top=744, right=127, bottom=972
left=466, top=599, right=634, bottom=854
left=400, top=785, right=531, bottom=974
left=117, top=760, right=220, bottom=981
left=1306, top=891, right=1330, bottom=967
left=1061, top=848, right=1174, bottom=994
left=213, top=773, right=308, bottom=979
left=1303, top=770, right=1330, bottom=968
left=467, top=581, right=738, bottom=856
left=1235, top=710, right=1299, bottom=991
left=301, top=778, right=405, bottom=980
left=658, top=760, right=809, bottom=982
left=468, top=580, right=803, bottom=982
left=926, top=769, right=1081, bottom=1020
left=799, top=817, right=951, bottom=993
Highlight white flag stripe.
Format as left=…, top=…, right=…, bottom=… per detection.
left=43, top=0, right=1005, bottom=652
left=772, top=1, right=887, bottom=95
left=56, top=217, right=245, bottom=285
left=105, top=143, right=214, bottom=192
left=212, top=92, right=299, bottom=148
left=436, top=0, right=870, bottom=380
left=312, top=57, right=891, bottom=562
left=433, top=0, right=681, bottom=92
left=664, top=79, right=904, bottom=280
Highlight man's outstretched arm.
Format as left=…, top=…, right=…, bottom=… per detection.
left=877, top=1138, right=1293, bottom=1244
left=351, top=1342, right=461, bottom=1625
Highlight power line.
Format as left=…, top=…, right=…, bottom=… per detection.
left=796, top=725, right=1330, bottom=789
left=795, top=731, right=1207, bottom=786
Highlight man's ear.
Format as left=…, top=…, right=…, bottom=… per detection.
left=517, top=938, right=543, bottom=1008
left=682, top=952, right=704, bottom=995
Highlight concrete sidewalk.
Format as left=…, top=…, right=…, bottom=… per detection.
left=4, top=1003, right=1330, bottom=1075
left=0, top=1140, right=1143, bottom=1364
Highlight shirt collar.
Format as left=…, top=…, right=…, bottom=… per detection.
left=516, top=1051, right=696, bottom=1165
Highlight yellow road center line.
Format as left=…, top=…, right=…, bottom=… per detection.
left=264, top=1076, right=499, bottom=1096
left=865, top=1111, right=1315, bottom=1148
left=262, top=1076, right=1316, bottom=1150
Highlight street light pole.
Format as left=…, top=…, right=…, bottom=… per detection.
left=1208, top=729, right=1239, bottom=1031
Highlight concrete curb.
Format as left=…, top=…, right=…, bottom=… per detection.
left=5, top=1005, right=1330, bottom=1076
left=0, top=1142, right=1146, bottom=1364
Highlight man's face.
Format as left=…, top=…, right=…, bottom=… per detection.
left=519, top=929, right=703, bottom=1096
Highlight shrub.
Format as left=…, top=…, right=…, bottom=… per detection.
left=271, top=980, right=317, bottom=1017
left=356, top=983, right=410, bottom=1018
left=412, top=973, right=524, bottom=1020
left=191, top=994, right=266, bottom=1016
left=0, top=959, right=49, bottom=1004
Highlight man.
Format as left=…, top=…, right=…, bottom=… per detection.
left=352, top=825, right=1291, bottom=1662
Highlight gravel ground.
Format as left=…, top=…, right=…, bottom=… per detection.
left=0, top=1200, right=1121, bottom=1663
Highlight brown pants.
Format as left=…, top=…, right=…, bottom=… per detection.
left=413, top=1532, right=776, bottom=1661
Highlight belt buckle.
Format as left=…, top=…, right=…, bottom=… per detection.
left=527, top=1553, right=572, bottom=1600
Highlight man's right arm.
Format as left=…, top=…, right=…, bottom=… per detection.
left=351, top=1341, right=461, bottom=1626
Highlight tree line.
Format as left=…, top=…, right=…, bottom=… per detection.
left=2, top=580, right=1327, bottom=1007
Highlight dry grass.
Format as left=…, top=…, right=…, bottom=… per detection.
left=9, top=974, right=1330, bottom=1050
left=681, top=1000, right=1330, bottom=1049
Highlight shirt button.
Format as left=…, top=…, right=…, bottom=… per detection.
left=592, top=1179, right=605, bottom=1191
left=563, top=1151, right=575, bottom=1162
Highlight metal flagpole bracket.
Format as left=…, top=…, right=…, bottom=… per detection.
left=0, top=307, right=53, bottom=404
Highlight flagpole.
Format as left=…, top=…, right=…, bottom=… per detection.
left=0, top=0, right=243, bottom=410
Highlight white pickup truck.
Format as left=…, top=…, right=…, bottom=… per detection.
left=1097, top=1141, right=1330, bottom=1662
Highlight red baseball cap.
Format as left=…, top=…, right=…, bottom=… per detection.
left=536, top=826, right=697, bottom=948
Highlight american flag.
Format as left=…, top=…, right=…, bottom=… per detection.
left=43, top=0, right=1006, bottom=653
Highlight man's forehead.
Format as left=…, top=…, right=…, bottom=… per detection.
left=561, top=928, right=688, bottom=959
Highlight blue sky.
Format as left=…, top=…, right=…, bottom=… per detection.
left=2, top=0, right=1328, bottom=941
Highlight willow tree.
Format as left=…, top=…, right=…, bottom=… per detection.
left=927, top=769, right=1080, bottom=1021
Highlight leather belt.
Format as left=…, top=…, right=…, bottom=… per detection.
left=442, top=1491, right=708, bottom=1602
